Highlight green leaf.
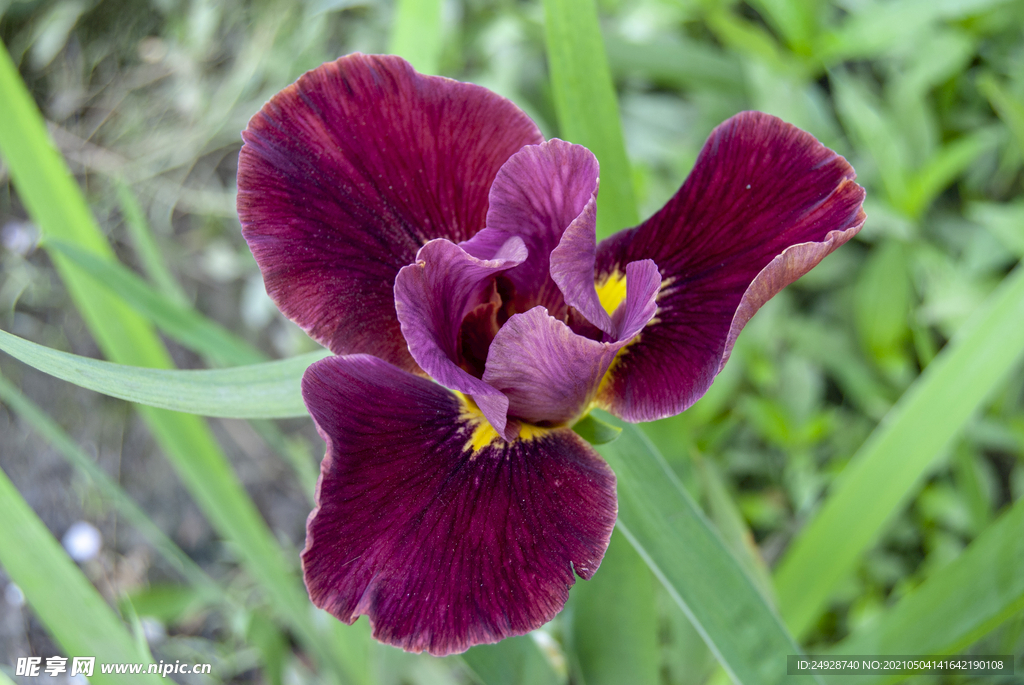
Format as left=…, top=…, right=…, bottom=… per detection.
left=775, top=262, right=1024, bottom=638
left=0, top=328, right=325, bottom=418
left=968, top=200, right=1024, bottom=258
left=815, top=0, right=1013, bottom=64
left=543, top=0, right=637, bottom=239
left=593, top=411, right=811, bottom=685
left=831, top=71, right=910, bottom=212
left=603, top=34, right=744, bottom=93
left=0, top=467, right=163, bottom=685
left=978, top=72, right=1024, bottom=156
left=115, top=181, right=191, bottom=307
left=572, top=412, right=622, bottom=445
left=827, top=496, right=1024, bottom=684
left=903, top=127, right=1000, bottom=219
left=854, top=240, right=912, bottom=367
left=47, top=240, right=266, bottom=367
left=745, top=0, right=820, bottom=54
left=570, top=531, right=659, bottom=685
left=388, top=0, right=443, bottom=74
left=462, top=635, right=563, bottom=685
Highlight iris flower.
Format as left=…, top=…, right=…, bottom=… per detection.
left=237, top=53, right=865, bottom=656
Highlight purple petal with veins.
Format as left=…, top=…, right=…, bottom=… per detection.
left=594, top=111, right=866, bottom=421
left=302, top=354, right=617, bottom=656
left=395, top=237, right=526, bottom=438
left=238, top=53, right=542, bottom=372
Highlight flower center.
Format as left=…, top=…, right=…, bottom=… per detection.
left=457, top=276, right=516, bottom=378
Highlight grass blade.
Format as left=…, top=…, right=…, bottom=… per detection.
left=47, top=240, right=266, bottom=366
left=388, top=0, right=442, bottom=75
left=543, top=0, right=637, bottom=239
left=0, top=467, right=163, bottom=685
left=775, top=263, right=1024, bottom=638
left=827, top=496, right=1024, bottom=684
left=593, top=411, right=811, bottom=685
left=115, top=181, right=190, bottom=306
left=0, top=328, right=324, bottom=418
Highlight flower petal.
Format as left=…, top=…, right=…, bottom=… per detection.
left=238, top=53, right=543, bottom=370
left=301, top=354, right=617, bottom=656
left=595, top=111, right=866, bottom=421
left=394, top=238, right=526, bottom=438
left=482, top=307, right=618, bottom=425
left=550, top=207, right=661, bottom=341
left=462, top=140, right=600, bottom=317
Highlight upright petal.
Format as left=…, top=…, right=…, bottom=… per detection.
left=462, top=140, right=600, bottom=317
left=595, top=111, right=866, bottom=422
left=301, top=355, right=617, bottom=656
left=238, top=53, right=543, bottom=371
left=394, top=238, right=526, bottom=438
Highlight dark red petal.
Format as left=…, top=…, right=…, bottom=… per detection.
left=394, top=238, right=525, bottom=437
left=595, top=111, right=866, bottom=421
left=238, top=54, right=543, bottom=370
left=301, top=355, right=617, bottom=656
left=463, top=139, right=599, bottom=317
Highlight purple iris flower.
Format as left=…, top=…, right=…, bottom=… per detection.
left=237, top=53, right=865, bottom=656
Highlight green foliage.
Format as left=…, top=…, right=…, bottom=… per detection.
left=0, top=328, right=323, bottom=418
left=596, top=413, right=809, bottom=685
left=2, top=0, right=1024, bottom=682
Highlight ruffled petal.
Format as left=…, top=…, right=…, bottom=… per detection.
left=394, top=238, right=526, bottom=438
left=462, top=140, right=599, bottom=317
left=595, top=111, right=866, bottom=421
left=238, top=53, right=543, bottom=370
left=301, top=355, right=617, bottom=656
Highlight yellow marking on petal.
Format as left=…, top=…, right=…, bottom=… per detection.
left=595, top=270, right=628, bottom=315
left=454, top=392, right=552, bottom=454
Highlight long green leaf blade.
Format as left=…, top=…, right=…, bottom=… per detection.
left=826, top=496, right=1024, bottom=684
left=47, top=240, right=266, bottom=366
left=0, top=467, right=163, bottom=685
left=776, top=263, right=1024, bottom=638
left=115, top=181, right=191, bottom=306
left=0, top=329, right=324, bottom=418
left=593, top=411, right=810, bottom=685
left=543, top=0, right=637, bottom=239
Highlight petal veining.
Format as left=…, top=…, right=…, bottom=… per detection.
left=238, top=53, right=542, bottom=371
left=594, top=111, right=866, bottom=421
left=394, top=238, right=526, bottom=438
left=301, top=355, right=617, bottom=656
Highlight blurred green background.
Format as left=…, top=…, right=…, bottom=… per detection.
left=1, top=0, right=1023, bottom=683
